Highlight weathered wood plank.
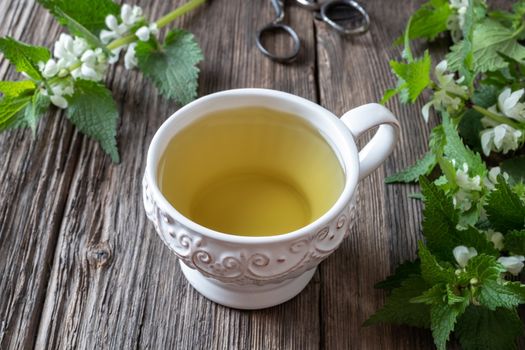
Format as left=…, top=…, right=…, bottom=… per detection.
left=34, top=1, right=320, bottom=349
left=315, top=0, right=435, bottom=348
left=0, top=2, right=83, bottom=349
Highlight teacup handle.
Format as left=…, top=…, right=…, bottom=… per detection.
left=340, top=103, right=400, bottom=181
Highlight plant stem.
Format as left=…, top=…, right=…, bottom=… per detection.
left=512, top=22, right=525, bottom=39
left=472, top=105, right=523, bottom=130
left=155, top=0, right=205, bottom=29
left=106, top=35, right=135, bottom=50
left=106, top=0, right=205, bottom=51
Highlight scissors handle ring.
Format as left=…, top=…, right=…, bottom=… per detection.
left=256, top=23, right=301, bottom=63
left=320, top=0, right=370, bottom=35
left=295, top=0, right=321, bottom=10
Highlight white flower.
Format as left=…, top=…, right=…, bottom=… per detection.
left=38, top=59, right=59, bottom=78
left=99, top=4, right=157, bottom=66
left=480, top=124, right=523, bottom=156
left=498, top=256, right=525, bottom=276
left=455, top=163, right=482, bottom=191
left=50, top=95, right=68, bottom=109
left=108, top=47, right=123, bottom=64
left=70, top=48, right=107, bottom=81
left=434, top=61, right=468, bottom=98
left=42, top=80, right=74, bottom=109
left=453, top=246, right=477, bottom=268
left=488, top=167, right=505, bottom=184
left=453, top=189, right=474, bottom=211
left=497, top=88, right=525, bottom=122
left=121, top=4, right=143, bottom=26
left=54, top=34, right=88, bottom=66
left=485, top=229, right=504, bottom=250
left=124, top=43, right=138, bottom=70
left=100, top=14, right=128, bottom=44
left=449, top=161, right=483, bottom=212
left=99, top=5, right=143, bottom=46
left=421, top=60, right=468, bottom=122
left=135, top=23, right=158, bottom=42
left=50, top=81, right=74, bottom=97
left=483, top=167, right=510, bottom=190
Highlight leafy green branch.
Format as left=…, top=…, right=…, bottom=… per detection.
left=0, top=0, right=206, bottom=162
left=369, top=0, right=525, bottom=349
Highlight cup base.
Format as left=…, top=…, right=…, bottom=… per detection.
left=179, top=261, right=316, bottom=310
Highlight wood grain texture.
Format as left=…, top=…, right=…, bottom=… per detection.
left=27, top=1, right=320, bottom=349
left=315, top=0, right=435, bottom=348
left=0, top=2, right=81, bottom=349
left=1, top=0, right=522, bottom=349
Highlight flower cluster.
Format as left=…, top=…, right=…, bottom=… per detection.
left=36, top=4, right=159, bottom=109
left=438, top=160, right=509, bottom=225
left=100, top=4, right=158, bottom=69
left=422, top=60, right=468, bottom=122
left=454, top=245, right=525, bottom=275
left=38, top=34, right=108, bottom=108
left=451, top=161, right=483, bottom=212
left=480, top=88, right=525, bottom=156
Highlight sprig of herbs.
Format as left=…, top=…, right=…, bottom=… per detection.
left=0, top=0, right=205, bottom=162
left=367, top=1, right=525, bottom=349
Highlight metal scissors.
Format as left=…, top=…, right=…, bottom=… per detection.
left=256, top=0, right=370, bottom=63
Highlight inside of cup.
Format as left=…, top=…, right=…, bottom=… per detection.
left=157, top=106, right=345, bottom=237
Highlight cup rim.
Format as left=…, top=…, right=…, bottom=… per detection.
left=145, top=88, right=359, bottom=244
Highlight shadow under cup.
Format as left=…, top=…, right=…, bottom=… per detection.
left=157, top=106, right=346, bottom=237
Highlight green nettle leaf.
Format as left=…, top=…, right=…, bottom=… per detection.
left=462, top=254, right=520, bottom=312
left=490, top=1, right=525, bottom=38
left=400, top=0, right=452, bottom=42
left=430, top=302, right=466, bottom=350
left=374, top=260, right=421, bottom=290
left=457, top=0, right=492, bottom=86
left=457, top=109, right=483, bottom=152
left=136, top=29, right=204, bottom=106
left=66, top=80, right=119, bottom=162
left=456, top=306, right=523, bottom=350
left=442, top=114, right=487, bottom=177
left=418, top=242, right=455, bottom=285
left=420, top=178, right=497, bottom=260
left=389, top=50, right=432, bottom=103
left=485, top=176, right=525, bottom=232
left=500, top=155, right=525, bottom=184
left=0, top=80, right=36, bottom=97
left=482, top=54, right=525, bottom=90
left=364, top=275, right=431, bottom=328
left=471, top=84, right=500, bottom=107
left=0, top=95, right=32, bottom=131
left=420, top=177, right=462, bottom=261
left=478, top=280, right=525, bottom=310
left=23, top=90, right=50, bottom=132
left=411, top=284, right=447, bottom=304
left=37, top=0, right=120, bottom=35
left=385, top=152, right=437, bottom=184
left=447, top=19, right=525, bottom=73
left=464, top=254, right=503, bottom=283
left=505, top=230, right=525, bottom=255
left=429, top=125, right=446, bottom=155
left=0, top=37, right=50, bottom=80
left=446, top=283, right=468, bottom=305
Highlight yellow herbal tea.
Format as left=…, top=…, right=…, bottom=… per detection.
left=158, top=107, right=345, bottom=237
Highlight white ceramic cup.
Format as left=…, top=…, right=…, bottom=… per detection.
left=143, top=88, right=400, bottom=309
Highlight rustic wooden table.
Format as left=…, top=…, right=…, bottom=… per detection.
left=0, top=0, right=454, bottom=348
